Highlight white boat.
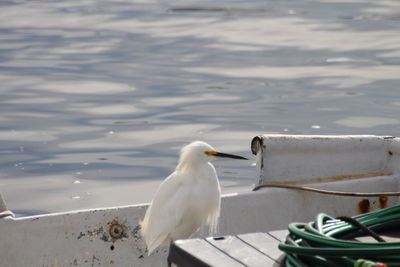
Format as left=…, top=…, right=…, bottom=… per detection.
left=1, top=135, right=399, bottom=267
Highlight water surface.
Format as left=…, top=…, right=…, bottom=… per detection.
left=1, top=0, right=400, bottom=215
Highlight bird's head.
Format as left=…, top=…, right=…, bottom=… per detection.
left=177, top=141, right=247, bottom=169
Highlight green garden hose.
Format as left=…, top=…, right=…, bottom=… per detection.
left=279, top=205, right=400, bottom=267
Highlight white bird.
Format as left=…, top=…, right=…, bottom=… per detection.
left=140, top=141, right=247, bottom=255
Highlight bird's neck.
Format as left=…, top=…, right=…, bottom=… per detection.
left=176, top=159, right=209, bottom=174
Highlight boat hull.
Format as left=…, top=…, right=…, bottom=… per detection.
left=1, top=135, right=399, bottom=266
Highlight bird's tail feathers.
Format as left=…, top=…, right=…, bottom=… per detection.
left=146, top=233, right=169, bottom=255
left=206, top=210, right=220, bottom=236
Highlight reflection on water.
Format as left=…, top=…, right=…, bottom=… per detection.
left=1, top=0, right=400, bottom=215
left=335, top=117, right=399, bottom=128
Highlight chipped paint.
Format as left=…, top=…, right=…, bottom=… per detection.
left=77, top=232, right=85, bottom=239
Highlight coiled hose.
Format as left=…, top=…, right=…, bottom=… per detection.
left=279, top=205, right=400, bottom=267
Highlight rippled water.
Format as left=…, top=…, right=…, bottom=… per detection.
left=1, top=0, right=400, bottom=216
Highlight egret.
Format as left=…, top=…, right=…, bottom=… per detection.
left=140, top=141, right=247, bottom=255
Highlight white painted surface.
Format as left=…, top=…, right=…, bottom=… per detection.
left=0, top=135, right=399, bottom=266
left=251, top=135, right=398, bottom=184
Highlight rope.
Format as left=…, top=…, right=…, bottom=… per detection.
left=253, top=183, right=400, bottom=197
left=336, top=216, right=385, bottom=243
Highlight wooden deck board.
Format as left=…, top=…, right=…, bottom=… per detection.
left=238, top=232, right=283, bottom=263
left=268, top=230, right=289, bottom=242
left=169, top=231, right=288, bottom=266
left=169, top=238, right=245, bottom=267
left=206, top=235, right=276, bottom=266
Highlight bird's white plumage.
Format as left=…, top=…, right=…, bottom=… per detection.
left=140, top=141, right=221, bottom=255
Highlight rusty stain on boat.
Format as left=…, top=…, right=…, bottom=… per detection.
left=379, top=196, right=388, bottom=209
left=358, top=199, right=371, bottom=214
left=109, top=221, right=126, bottom=240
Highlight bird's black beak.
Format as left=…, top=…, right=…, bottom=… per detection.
left=213, top=152, right=248, bottom=160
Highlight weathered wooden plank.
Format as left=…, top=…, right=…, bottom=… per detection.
left=268, top=230, right=289, bottom=242
left=237, top=232, right=284, bottom=263
left=169, top=238, right=244, bottom=267
left=206, top=235, right=276, bottom=266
